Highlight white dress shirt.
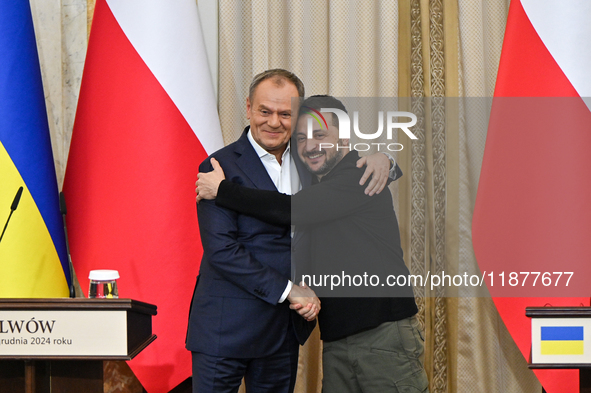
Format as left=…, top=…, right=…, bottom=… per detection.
left=247, top=130, right=299, bottom=303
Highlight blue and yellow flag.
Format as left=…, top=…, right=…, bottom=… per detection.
left=0, top=1, right=70, bottom=297
left=541, top=326, right=584, bottom=356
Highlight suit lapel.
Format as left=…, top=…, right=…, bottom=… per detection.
left=234, top=128, right=278, bottom=191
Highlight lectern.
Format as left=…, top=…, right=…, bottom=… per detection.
left=527, top=307, right=591, bottom=393
left=0, top=298, right=157, bottom=393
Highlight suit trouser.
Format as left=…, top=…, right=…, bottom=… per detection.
left=192, top=328, right=299, bottom=393
left=322, top=317, right=429, bottom=393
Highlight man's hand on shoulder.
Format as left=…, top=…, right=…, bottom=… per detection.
left=196, top=157, right=226, bottom=203
left=287, top=282, right=320, bottom=321
left=356, top=152, right=391, bottom=196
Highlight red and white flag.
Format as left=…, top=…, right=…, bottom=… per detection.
left=63, top=0, right=223, bottom=391
left=473, top=1, right=591, bottom=392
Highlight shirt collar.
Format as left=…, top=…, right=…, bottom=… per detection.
left=247, top=128, right=291, bottom=161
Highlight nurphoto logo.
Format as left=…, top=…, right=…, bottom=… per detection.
left=306, top=108, right=418, bottom=152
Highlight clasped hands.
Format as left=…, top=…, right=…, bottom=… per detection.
left=287, top=282, right=320, bottom=321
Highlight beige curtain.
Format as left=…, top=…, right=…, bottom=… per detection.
left=28, top=0, right=91, bottom=189
left=218, top=1, right=399, bottom=144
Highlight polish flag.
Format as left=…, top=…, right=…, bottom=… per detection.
left=63, top=1, right=223, bottom=391
left=473, top=1, right=591, bottom=392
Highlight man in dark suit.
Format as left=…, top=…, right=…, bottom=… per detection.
left=186, top=69, right=319, bottom=393
left=187, top=71, right=395, bottom=393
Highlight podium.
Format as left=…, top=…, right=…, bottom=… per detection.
left=0, top=298, right=157, bottom=393
left=527, top=307, right=591, bottom=393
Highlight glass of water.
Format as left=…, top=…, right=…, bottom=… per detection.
left=88, top=270, right=119, bottom=298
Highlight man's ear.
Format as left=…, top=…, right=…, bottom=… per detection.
left=246, top=97, right=251, bottom=120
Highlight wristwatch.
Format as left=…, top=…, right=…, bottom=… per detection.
left=385, top=152, right=396, bottom=169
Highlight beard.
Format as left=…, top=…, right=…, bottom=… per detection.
left=302, top=147, right=344, bottom=176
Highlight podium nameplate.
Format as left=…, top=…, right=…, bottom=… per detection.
left=0, top=310, right=127, bottom=357
left=531, top=317, right=591, bottom=365
left=0, top=298, right=156, bottom=360
left=527, top=307, right=591, bottom=393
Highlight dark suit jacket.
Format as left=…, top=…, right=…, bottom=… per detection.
left=186, top=127, right=313, bottom=358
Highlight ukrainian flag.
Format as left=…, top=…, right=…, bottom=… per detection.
left=540, top=326, right=584, bottom=355
left=0, top=1, right=70, bottom=297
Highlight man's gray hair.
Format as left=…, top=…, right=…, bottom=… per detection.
left=248, top=69, right=305, bottom=101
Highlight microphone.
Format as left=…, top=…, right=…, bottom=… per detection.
left=0, top=186, right=24, bottom=244
left=59, top=192, right=76, bottom=298
left=11, top=187, right=23, bottom=211
left=59, top=191, right=67, bottom=215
